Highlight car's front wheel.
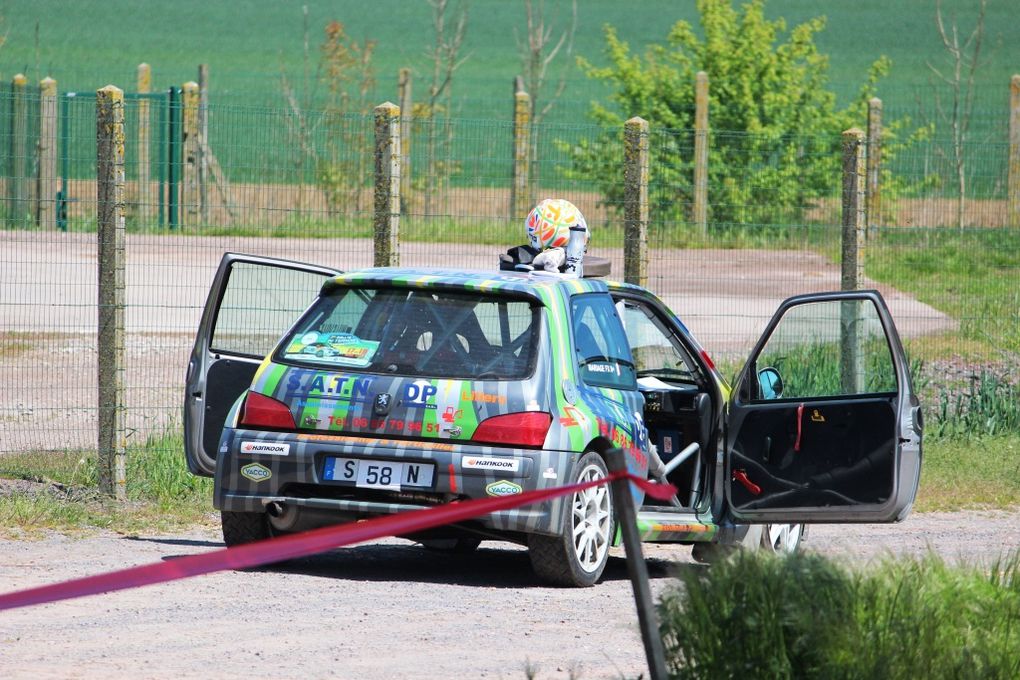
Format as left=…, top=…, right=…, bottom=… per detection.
left=221, top=510, right=270, bottom=546
left=528, top=452, right=614, bottom=587
left=691, top=523, right=806, bottom=563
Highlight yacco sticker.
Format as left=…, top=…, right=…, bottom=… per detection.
left=462, top=456, right=520, bottom=472
left=485, top=480, right=523, bottom=497
left=240, top=441, right=290, bottom=456
left=240, top=463, right=272, bottom=482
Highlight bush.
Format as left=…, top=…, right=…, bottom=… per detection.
left=659, top=551, right=1020, bottom=679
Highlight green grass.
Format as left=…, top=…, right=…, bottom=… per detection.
left=916, top=434, right=1020, bottom=512
left=0, top=431, right=215, bottom=537
left=3, top=0, right=1016, bottom=116
left=868, top=227, right=1020, bottom=357
left=659, top=550, right=1020, bottom=679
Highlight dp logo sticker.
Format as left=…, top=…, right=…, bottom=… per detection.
left=241, top=463, right=272, bottom=483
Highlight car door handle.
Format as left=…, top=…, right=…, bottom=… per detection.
left=762, top=436, right=772, bottom=464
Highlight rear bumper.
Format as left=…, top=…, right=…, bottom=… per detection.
left=213, top=428, right=578, bottom=536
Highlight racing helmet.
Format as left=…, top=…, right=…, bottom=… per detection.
left=525, top=198, right=587, bottom=251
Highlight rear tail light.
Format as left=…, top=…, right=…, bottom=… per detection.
left=238, top=391, right=297, bottom=430
left=472, top=412, right=552, bottom=448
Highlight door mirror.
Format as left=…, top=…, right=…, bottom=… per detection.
left=757, top=367, right=784, bottom=400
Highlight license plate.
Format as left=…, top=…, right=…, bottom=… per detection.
left=322, top=457, right=434, bottom=490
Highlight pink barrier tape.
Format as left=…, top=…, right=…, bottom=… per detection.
left=0, top=472, right=676, bottom=612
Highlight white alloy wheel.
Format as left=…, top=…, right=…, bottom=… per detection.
left=761, top=523, right=805, bottom=554
left=571, top=461, right=613, bottom=573
left=528, top=451, right=614, bottom=586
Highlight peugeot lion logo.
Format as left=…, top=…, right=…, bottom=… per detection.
left=373, top=392, right=392, bottom=416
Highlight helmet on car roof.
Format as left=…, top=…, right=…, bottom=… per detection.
left=525, top=198, right=587, bottom=251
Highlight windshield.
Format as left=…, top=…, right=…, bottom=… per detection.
left=277, top=287, right=540, bottom=380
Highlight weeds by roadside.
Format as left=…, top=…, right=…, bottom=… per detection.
left=0, top=431, right=214, bottom=538
left=658, top=550, right=1020, bottom=679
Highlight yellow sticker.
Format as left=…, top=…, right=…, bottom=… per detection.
left=811, top=409, right=826, bottom=423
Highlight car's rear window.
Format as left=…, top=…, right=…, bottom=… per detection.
left=277, top=286, right=540, bottom=379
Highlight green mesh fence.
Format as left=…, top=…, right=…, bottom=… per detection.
left=1, top=89, right=1018, bottom=457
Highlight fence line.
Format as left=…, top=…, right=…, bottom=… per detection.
left=1, top=75, right=1017, bottom=468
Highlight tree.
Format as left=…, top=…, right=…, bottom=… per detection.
left=419, top=0, right=470, bottom=217
left=515, top=0, right=576, bottom=127
left=927, top=0, right=987, bottom=229
left=564, top=0, right=897, bottom=230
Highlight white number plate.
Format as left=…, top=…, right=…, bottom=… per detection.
left=323, top=457, right=434, bottom=490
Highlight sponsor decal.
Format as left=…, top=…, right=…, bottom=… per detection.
left=460, top=390, right=506, bottom=405
left=441, top=406, right=463, bottom=424
left=586, top=362, right=616, bottom=373
left=542, top=467, right=558, bottom=480
left=485, top=480, right=523, bottom=497
left=403, top=380, right=438, bottom=409
left=285, top=371, right=374, bottom=402
left=462, top=456, right=520, bottom=472
left=240, top=463, right=272, bottom=482
left=240, top=441, right=290, bottom=456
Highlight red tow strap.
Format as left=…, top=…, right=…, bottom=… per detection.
left=794, top=403, right=804, bottom=452
left=0, top=472, right=676, bottom=612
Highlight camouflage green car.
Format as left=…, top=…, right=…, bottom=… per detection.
left=184, top=253, right=922, bottom=586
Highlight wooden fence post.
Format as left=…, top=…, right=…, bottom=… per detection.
left=374, top=102, right=401, bottom=266
left=867, top=97, right=883, bottom=235
left=137, top=63, right=151, bottom=221
left=198, top=64, right=210, bottom=224
left=8, top=73, right=29, bottom=227
left=1009, top=75, right=1020, bottom=228
left=96, top=84, right=127, bottom=501
left=693, top=71, right=709, bottom=235
left=181, top=81, right=199, bottom=225
left=37, top=77, right=58, bottom=230
left=840, top=127, right=865, bottom=395
left=624, top=117, right=649, bottom=286
left=511, top=90, right=532, bottom=220
left=398, top=68, right=413, bottom=214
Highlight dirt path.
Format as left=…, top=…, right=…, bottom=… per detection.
left=1, top=509, right=1017, bottom=680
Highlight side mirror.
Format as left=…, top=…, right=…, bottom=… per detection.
left=757, top=367, right=784, bottom=400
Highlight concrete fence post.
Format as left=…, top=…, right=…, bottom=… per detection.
left=374, top=102, right=401, bottom=266
left=198, top=64, right=210, bottom=224
left=693, top=71, right=709, bottom=235
left=624, top=116, right=649, bottom=286
left=511, top=90, right=532, bottom=221
left=8, top=73, right=29, bottom=227
left=398, top=68, right=413, bottom=214
left=181, top=81, right=199, bottom=224
left=867, top=97, right=883, bottom=235
left=96, top=84, right=127, bottom=501
left=1009, top=75, right=1020, bottom=228
left=840, top=127, right=865, bottom=396
left=136, top=63, right=151, bottom=221
left=37, top=77, right=58, bottom=230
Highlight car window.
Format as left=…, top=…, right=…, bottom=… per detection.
left=571, top=294, right=636, bottom=390
left=750, top=298, right=897, bottom=401
left=277, top=287, right=539, bottom=379
left=617, top=300, right=699, bottom=384
left=211, top=263, right=329, bottom=358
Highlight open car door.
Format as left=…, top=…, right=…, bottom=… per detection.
left=725, top=290, right=922, bottom=523
left=184, top=253, right=340, bottom=476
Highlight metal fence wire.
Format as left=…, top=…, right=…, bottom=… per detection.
left=0, top=88, right=1018, bottom=458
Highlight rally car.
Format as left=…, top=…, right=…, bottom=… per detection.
left=184, top=253, right=922, bottom=586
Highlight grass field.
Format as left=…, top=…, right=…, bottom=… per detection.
left=1, top=0, right=1017, bottom=122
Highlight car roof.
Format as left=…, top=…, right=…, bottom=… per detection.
left=322, top=266, right=617, bottom=301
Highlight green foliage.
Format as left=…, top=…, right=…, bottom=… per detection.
left=917, top=434, right=1020, bottom=511
left=930, top=372, right=1020, bottom=439
left=660, top=551, right=1020, bottom=679
left=0, top=431, right=214, bottom=535
left=564, top=0, right=923, bottom=227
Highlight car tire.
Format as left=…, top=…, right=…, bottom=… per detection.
left=528, top=452, right=614, bottom=587
left=221, top=510, right=270, bottom=547
left=690, top=523, right=806, bottom=564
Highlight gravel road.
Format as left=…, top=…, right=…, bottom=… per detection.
left=1, top=509, right=1018, bottom=680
